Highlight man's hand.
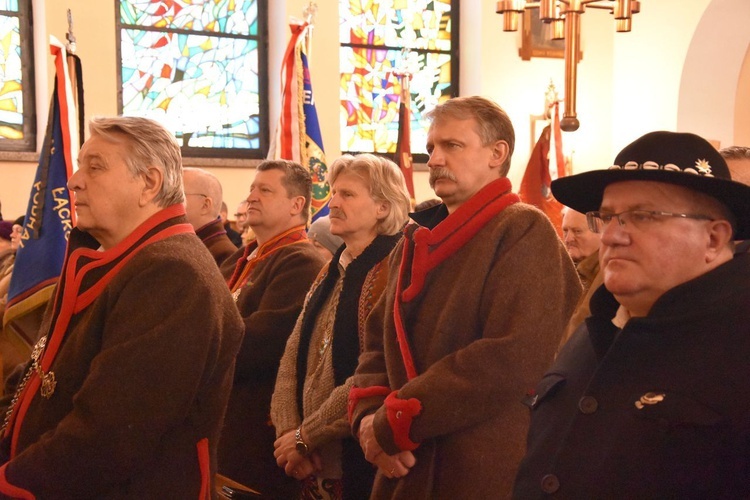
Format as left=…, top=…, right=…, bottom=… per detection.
left=358, top=414, right=416, bottom=478
left=358, top=414, right=383, bottom=462
left=273, top=429, right=320, bottom=480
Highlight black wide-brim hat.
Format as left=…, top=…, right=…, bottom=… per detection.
left=551, top=131, right=750, bottom=239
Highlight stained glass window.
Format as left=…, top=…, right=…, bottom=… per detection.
left=340, top=0, right=457, bottom=157
left=116, top=0, right=267, bottom=158
left=0, top=0, right=35, bottom=152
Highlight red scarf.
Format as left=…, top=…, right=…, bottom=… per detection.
left=395, top=178, right=519, bottom=380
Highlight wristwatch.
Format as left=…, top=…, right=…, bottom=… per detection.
left=295, top=427, right=310, bottom=456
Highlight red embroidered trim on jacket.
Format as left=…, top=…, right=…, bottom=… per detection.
left=348, top=385, right=390, bottom=423
left=393, top=178, right=520, bottom=381
left=4, top=205, right=193, bottom=457
left=196, top=438, right=210, bottom=500
left=393, top=239, right=419, bottom=380
left=402, top=178, right=518, bottom=302
left=0, top=463, right=35, bottom=499
left=227, top=225, right=308, bottom=292
left=384, top=391, right=422, bottom=451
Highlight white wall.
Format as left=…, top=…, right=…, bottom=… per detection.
left=678, top=0, right=750, bottom=148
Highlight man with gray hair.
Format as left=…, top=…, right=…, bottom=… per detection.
left=348, top=96, right=580, bottom=498
left=720, top=145, right=750, bottom=186
left=720, top=145, right=750, bottom=254
left=183, top=167, right=237, bottom=266
left=0, top=116, right=244, bottom=498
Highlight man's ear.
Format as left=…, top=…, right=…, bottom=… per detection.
left=376, top=201, right=391, bottom=221
left=705, top=219, right=734, bottom=263
left=289, top=195, right=307, bottom=217
left=489, top=140, right=510, bottom=170
left=202, top=196, right=215, bottom=216
left=140, top=166, right=164, bottom=206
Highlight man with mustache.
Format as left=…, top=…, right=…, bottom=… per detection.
left=348, top=96, right=581, bottom=498
left=271, top=154, right=410, bottom=499
left=514, top=132, right=750, bottom=498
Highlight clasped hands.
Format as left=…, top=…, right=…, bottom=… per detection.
left=273, top=429, right=322, bottom=480
left=358, top=414, right=416, bottom=479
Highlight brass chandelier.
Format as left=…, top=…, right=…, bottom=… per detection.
left=496, top=0, right=640, bottom=131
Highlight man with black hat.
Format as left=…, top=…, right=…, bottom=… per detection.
left=514, top=131, right=750, bottom=498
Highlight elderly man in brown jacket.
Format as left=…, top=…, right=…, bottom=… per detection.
left=348, top=96, right=581, bottom=499
left=0, top=117, right=244, bottom=498
left=218, top=160, right=325, bottom=498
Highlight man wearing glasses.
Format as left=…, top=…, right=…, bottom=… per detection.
left=183, top=167, right=237, bottom=266
left=514, top=131, right=750, bottom=498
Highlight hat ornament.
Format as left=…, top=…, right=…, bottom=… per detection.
left=608, top=160, right=713, bottom=177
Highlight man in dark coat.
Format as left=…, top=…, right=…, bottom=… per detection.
left=218, top=160, right=325, bottom=498
left=0, top=116, right=244, bottom=498
left=183, top=167, right=237, bottom=266
left=514, top=131, right=750, bottom=498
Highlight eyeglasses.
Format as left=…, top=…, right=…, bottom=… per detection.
left=233, top=212, right=248, bottom=218
left=185, top=193, right=208, bottom=198
left=585, top=210, right=714, bottom=234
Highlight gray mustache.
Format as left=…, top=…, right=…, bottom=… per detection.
left=429, top=168, right=457, bottom=187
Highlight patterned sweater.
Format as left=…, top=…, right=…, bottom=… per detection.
left=271, top=233, right=400, bottom=497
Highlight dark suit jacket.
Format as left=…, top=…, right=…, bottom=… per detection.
left=515, top=253, right=750, bottom=499
left=196, top=218, right=237, bottom=266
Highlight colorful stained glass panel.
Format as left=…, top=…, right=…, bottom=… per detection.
left=120, top=0, right=258, bottom=35
left=0, top=14, right=24, bottom=140
left=339, top=0, right=455, bottom=155
left=118, top=0, right=265, bottom=154
left=121, top=28, right=260, bottom=149
left=340, top=0, right=452, bottom=51
left=340, top=47, right=451, bottom=155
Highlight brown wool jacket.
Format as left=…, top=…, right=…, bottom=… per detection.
left=0, top=206, right=244, bottom=499
left=218, top=239, right=325, bottom=497
left=196, top=218, right=238, bottom=267
left=559, top=250, right=602, bottom=350
left=350, top=179, right=582, bottom=500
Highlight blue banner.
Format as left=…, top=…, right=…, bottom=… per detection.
left=300, top=48, right=330, bottom=221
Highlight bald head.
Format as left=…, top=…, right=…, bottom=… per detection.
left=183, top=167, right=224, bottom=230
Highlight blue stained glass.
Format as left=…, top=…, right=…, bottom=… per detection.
left=120, top=28, right=260, bottom=150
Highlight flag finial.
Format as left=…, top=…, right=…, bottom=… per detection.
left=303, top=2, right=317, bottom=25
left=66, top=9, right=76, bottom=54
